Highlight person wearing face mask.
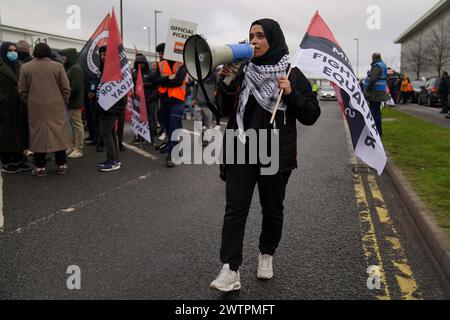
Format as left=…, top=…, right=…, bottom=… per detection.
left=0, top=42, right=33, bottom=173
left=210, top=19, right=320, bottom=292
left=16, top=40, right=33, bottom=64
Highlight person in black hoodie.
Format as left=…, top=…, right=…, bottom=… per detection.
left=96, top=45, right=126, bottom=172
left=132, top=53, right=158, bottom=145
left=210, top=19, right=320, bottom=292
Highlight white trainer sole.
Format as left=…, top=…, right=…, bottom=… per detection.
left=99, top=165, right=121, bottom=172
left=210, top=281, right=241, bottom=292
left=257, top=273, right=273, bottom=280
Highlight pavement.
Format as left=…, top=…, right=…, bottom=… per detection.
left=393, top=103, right=450, bottom=130
left=0, top=101, right=449, bottom=299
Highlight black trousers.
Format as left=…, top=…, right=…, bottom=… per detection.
left=369, top=101, right=383, bottom=137
left=99, top=113, right=119, bottom=162
left=441, top=94, right=449, bottom=113
left=117, top=109, right=125, bottom=146
left=85, top=99, right=98, bottom=140
left=220, top=164, right=292, bottom=271
left=0, top=152, right=24, bottom=165
left=34, top=151, right=66, bottom=168
left=400, top=92, right=410, bottom=104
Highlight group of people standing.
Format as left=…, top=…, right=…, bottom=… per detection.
left=0, top=37, right=205, bottom=175
left=0, top=41, right=75, bottom=176
left=387, top=70, right=450, bottom=119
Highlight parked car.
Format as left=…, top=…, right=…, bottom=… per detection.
left=411, top=80, right=425, bottom=103
left=418, top=77, right=442, bottom=107
left=319, top=85, right=337, bottom=101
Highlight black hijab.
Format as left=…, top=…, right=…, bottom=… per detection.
left=0, top=42, right=19, bottom=72
left=250, top=19, right=289, bottom=66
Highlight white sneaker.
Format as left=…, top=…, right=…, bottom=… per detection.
left=257, top=253, right=273, bottom=280
left=67, top=150, right=83, bottom=158
left=210, top=264, right=241, bottom=292
left=158, top=132, right=166, bottom=141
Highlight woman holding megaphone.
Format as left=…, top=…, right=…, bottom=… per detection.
left=210, top=18, right=321, bottom=292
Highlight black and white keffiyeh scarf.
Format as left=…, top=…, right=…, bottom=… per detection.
left=236, top=54, right=290, bottom=143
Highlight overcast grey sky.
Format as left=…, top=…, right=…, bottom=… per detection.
left=0, top=0, right=438, bottom=77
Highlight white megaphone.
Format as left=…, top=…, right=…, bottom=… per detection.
left=183, top=34, right=254, bottom=81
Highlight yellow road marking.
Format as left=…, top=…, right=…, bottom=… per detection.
left=354, top=173, right=391, bottom=300
left=367, top=175, right=421, bottom=300
left=342, top=118, right=390, bottom=299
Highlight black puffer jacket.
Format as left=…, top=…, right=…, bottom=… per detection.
left=220, top=65, right=320, bottom=178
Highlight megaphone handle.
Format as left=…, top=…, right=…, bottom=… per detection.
left=270, top=67, right=292, bottom=124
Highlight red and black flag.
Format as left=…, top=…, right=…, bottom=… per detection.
left=292, top=12, right=387, bottom=175
left=78, top=14, right=110, bottom=80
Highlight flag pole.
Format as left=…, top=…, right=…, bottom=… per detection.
left=138, top=64, right=143, bottom=149
left=270, top=66, right=293, bottom=124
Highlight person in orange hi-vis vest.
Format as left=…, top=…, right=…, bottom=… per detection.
left=400, top=74, right=413, bottom=104
left=153, top=43, right=187, bottom=168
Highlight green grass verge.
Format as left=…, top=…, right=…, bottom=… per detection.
left=382, top=108, right=450, bottom=238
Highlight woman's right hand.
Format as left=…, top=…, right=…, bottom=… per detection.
left=219, top=64, right=238, bottom=78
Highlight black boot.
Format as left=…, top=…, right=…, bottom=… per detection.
left=166, top=154, right=174, bottom=168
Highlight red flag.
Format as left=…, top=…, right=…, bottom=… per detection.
left=136, top=65, right=148, bottom=123
left=101, top=8, right=122, bottom=82
left=125, top=91, right=133, bottom=123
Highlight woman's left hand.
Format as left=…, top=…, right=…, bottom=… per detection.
left=278, top=77, right=292, bottom=96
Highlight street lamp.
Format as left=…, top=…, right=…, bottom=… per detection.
left=0, top=9, right=3, bottom=41
left=354, top=38, right=359, bottom=79
left=154, top=10, right=163, bottom=62
left=119, top=0, right=124, bottom=39
left=143, top=26, right=151, bottom=55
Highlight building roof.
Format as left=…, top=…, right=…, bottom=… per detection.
left=0, top=24, right=155, bottom=58
left=394, top=0, right=450, bottom=43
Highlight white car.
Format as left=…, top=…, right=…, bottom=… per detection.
left=319, top=85, right=337, bottom=101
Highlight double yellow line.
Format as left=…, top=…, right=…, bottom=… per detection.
left=344, top=122, right=420, bottom=300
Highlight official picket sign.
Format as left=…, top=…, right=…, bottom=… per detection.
left=164, top=18, right=198, bottom=62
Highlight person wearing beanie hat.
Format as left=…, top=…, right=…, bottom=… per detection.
left=16, top=40, right=32, bottom=63
left=94, top=45, right=127, bottom=172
